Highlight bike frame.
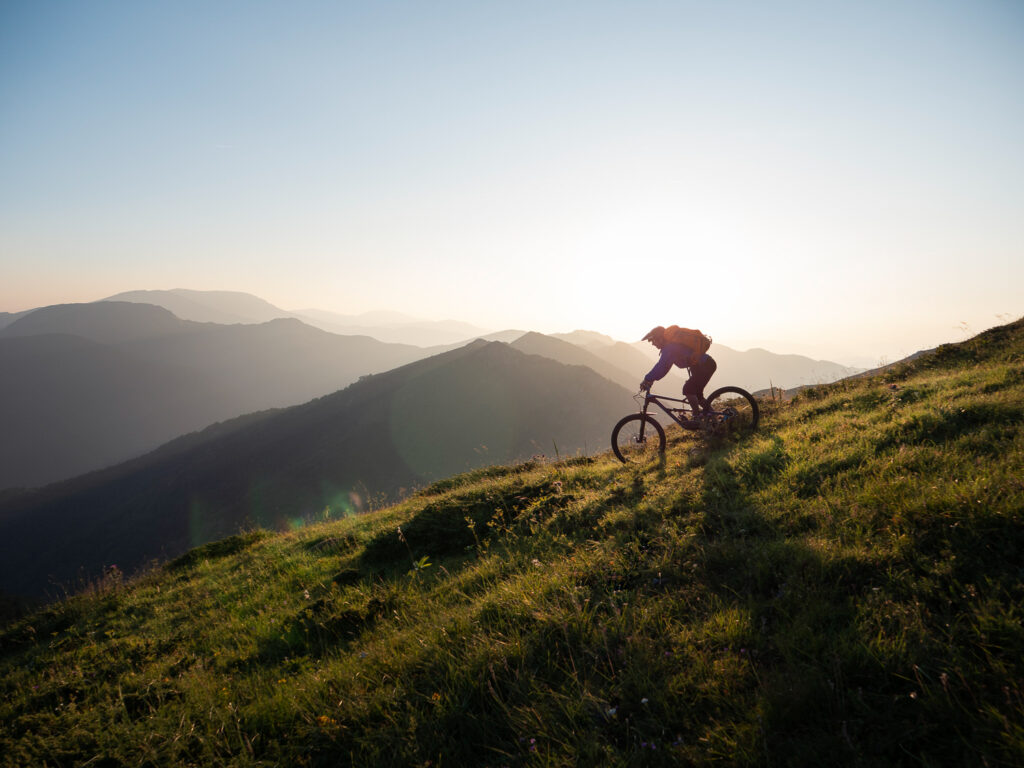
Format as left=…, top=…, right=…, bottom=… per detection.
left=637, top=391, right=696, bottom=428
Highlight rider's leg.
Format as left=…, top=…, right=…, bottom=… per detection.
left=682, top=377, right=702, bottom=415
left=684, top=356, right=717, bottom=415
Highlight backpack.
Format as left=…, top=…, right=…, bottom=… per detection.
left=664, top=325, right=712, bottom=364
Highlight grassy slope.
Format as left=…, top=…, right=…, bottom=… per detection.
left=1, top=320, right=1022, bottom=767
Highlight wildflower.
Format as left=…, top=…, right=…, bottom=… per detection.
left=431, top=692, right=442, bottom=702
left=641, top=697, right=649, bottom=705
left=607, top=707, right=617, bottom=717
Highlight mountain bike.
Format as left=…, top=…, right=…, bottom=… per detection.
left=611, top=386, right=760, bottom=463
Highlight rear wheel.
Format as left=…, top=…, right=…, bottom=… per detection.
left=611, top=414, right=666, bottom=463
left=703, top=386, right=759, bottom=436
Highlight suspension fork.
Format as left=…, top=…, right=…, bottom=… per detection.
left=641, top=392, right=657, bottom=418
left=638, top=393, right=653, bottom=438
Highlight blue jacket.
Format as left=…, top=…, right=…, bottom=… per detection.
left=645, top=342, right=711, bottom=382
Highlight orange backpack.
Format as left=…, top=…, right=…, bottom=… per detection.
left=664, top=325, right=712, bottom=364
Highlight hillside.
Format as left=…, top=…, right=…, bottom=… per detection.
left=0, top=303, right=432, bottom=489
left=0, top=341, right=631, bottom=601
left=0, top=319, right=1020, bottom=765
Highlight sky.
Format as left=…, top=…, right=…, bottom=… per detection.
left=1, top=0, right=1022, bottom=366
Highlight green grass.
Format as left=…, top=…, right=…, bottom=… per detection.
left=2, top=319, right=1023, bottom=767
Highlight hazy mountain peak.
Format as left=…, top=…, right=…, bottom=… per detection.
left=510, top=332, right=637, bottom=390
left=1, top=301, right=188, bottom=344
left=549, top=330, right=619, bottom=348
left=514, top=330, right=552, bottom=343
left=103, top=289, right=292, bottom=324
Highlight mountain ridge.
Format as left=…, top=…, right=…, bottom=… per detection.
left=0, top=303, right=437, bottom=489
left=1, top=301, right=191, bottom=343
left=0, top=339, right=631, bottom=600
left=103, top=289, right=293, bottom=325
left=2, top=290, right=864, bottom=492
left=103, top=289, right=494, bottom=346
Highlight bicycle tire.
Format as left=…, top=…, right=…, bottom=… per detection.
left=611, top=414, right=666, bottom=463
left=704, top=386, right=760, bottom=436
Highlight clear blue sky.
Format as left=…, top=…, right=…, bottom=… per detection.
left=2, top=0, right=1022, bottom=364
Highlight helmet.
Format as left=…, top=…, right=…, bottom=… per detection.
left=642, top=326, right=666, bottom=343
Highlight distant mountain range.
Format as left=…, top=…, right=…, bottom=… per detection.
left=104, top=289, right=492, bottom=346
left=0, top=302, right=434, bottom=488
left=1, top=290, right=862, bottom=491
left=102, top=289, right=292, bottom=325
left=0, top=340, right=630, bottom=600
left=99, top=290, right=861, bottom=388
left=533, top=330, right=860, bottom=394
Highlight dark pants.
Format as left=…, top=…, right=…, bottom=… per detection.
left=684, top=355, right=717, bottom=412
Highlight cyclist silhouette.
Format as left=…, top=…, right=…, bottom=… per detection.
left=640, top=325, right=717, bottom=418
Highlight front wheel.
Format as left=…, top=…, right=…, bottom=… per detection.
left=611, top=414, right=666, bottom=463
left=704, top=386, right=760, bottom=436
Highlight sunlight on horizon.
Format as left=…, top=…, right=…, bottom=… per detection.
left=2, top=1, right=1022, bottom=366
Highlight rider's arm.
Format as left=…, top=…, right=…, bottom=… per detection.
left=643, top=345, right=676, bottom=384
left=642, top=342, right=694, bottom=388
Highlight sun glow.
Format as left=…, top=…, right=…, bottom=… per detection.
left=1, top=2, right=1021, bottom=364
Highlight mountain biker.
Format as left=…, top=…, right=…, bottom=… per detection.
left=640, top=325, right=717, bottom=423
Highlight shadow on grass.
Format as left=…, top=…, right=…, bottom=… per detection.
left=690, top=433, right=1023, bottom=766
